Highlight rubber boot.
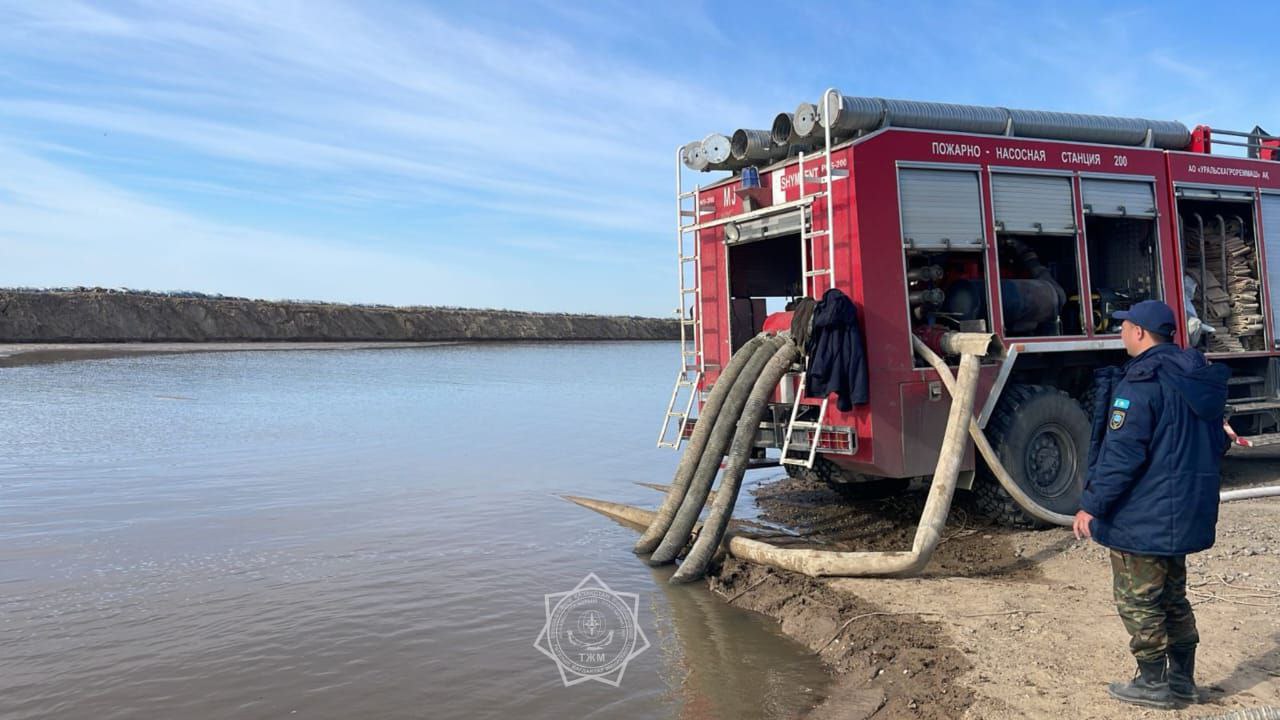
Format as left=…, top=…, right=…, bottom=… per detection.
left=1166, top=646, right=1198, bottom=703
left=1107, top=658, right=1174, bottom=709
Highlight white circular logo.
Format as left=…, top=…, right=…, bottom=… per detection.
left=534, top=573, right=649, bottom=687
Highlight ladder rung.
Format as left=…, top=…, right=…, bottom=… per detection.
left=680, top=210, right=696, bottom=217
left=806, top=229, right=830, bottom=237
left=788, top=421, right=822, bottom=430
left=680, top=255, right=698, bottom=262
left=679, top=190, right=696, bottom=199
left=804, top=269, right=830, bottom=277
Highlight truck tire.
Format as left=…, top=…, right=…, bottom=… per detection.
left=974, top=384, right=1089, bottom=528
left=783, top=455, right=845, bottom=484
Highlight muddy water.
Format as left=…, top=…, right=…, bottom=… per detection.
left=0, top=343, right=829, bottom=720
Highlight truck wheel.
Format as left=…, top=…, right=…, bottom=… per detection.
left=783, top=456, right=845, bottom=484
left=974, top=384, right=1089, bottom=528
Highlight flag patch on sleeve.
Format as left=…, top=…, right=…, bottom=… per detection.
left=1112, top=397, right=1131, bottom=409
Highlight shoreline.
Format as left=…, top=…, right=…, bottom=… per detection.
left=0, top=339, right=668, bottom=368
left=0, top=291, right=680, bottom=345
left=692, top=462, right=1280, bottom=719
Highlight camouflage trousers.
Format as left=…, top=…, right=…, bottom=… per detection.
left=1110, top=550, right=1199, bottom=662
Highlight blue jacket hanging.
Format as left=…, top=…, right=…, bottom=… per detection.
left=804, top=288, right=869, bottom=411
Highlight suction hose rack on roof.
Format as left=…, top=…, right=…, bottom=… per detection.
left=681, top=89, right=1192, bottom=172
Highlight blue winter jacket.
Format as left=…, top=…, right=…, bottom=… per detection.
left=1081, top=343, right=1230, bottom=556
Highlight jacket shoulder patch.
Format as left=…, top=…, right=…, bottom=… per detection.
left=1113, top=397, right=1131, bottom=409
left=1109, top=409, right=1127, bottom=430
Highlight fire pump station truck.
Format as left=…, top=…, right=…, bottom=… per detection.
left=657, top=89, right=1280, bottom=526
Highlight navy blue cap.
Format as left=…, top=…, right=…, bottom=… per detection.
left=1113, top=300, right=1176, bottom=337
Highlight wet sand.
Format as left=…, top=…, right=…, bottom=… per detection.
left=700, top=455, right=1280, bottom=719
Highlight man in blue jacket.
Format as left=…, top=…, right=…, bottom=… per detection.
left=1072, top=300, right=1229, bottom=709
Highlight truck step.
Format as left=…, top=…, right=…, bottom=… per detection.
left=1232, top=432, right=1280, bottom=449
left=1228, top=399, right=1280, bottom=414
left=1228, top=375, right=1265, bottom=386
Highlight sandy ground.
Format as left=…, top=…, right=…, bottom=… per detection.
left=0, top=341, right=457, bottom=367
left=703, top=450, right=1280, bottom=719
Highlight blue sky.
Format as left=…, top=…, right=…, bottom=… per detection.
left=1, top=1, right=1277, bottom=315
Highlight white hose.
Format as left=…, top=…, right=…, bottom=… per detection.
left=911, top=336, right=1075, bottom=527
left=1220, top=486, right=1280, bottom=502
left=723, top=332, right=991, bottom=577
left=914, top=337, right=1280, bottom=518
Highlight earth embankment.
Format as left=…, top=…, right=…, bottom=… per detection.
left=0, top=290, right=678, bottom=343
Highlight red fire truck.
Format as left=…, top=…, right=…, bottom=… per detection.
left=657, top=90, right=1280, bottom=526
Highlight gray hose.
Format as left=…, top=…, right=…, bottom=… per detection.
left=648, top=336, right=786, bottom=565
left=1194, top=708, right=1280, bottom=720
left=635, top=333, right=768, bottom=554
left=671, top=339, right=801, bottom=583
left=728, top=332, right=992, bottom=577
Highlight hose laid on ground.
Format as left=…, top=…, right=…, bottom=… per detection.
left=916, top=337, right=1280, bottom=517
left=1194, top=708, right=1280, bottom=720
left=635, top=334, right=768, bottom=555
left=1220, top=486, right=1280, bottom=502
left=725, top=332, right=992, bottom=577
left=649, top=336, right=787, bottom=565
left=912, top=336, right=1075, bottom=527
left=918, top=337, right=1280, bottom=512
left=672, top=339, right=802, bottom=583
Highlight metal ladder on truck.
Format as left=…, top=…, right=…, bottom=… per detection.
left=657, top=146, right=704, bottom=449
left=780, top=88, right=847, bottom=469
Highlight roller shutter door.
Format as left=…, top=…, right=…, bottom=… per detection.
left=992, top=173, right=1076, bottom=235
left=898, top=169, right=984, bottom=250
left=1262, top=194, right=1280, bottom=346
left=1081, top=179, right=1157, bottom=218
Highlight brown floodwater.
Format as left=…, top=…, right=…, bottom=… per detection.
left=0, top=343, right=829, bottom=719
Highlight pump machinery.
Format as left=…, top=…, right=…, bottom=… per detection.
left=655, top=89, right=1280, bottom=529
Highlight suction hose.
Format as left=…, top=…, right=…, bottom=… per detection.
left=671, top=339, right=801, bottom=583
left=726, top=332, right=993, bottom=577
left=1193, top=709, right=1280, bottom=720
left=635, top=333, right=768, bottom=554
left=912, top=335, right=1075, bottom=527
left=648, top=335, right=787, bottom=565
left=915, top=336, right=1280, bottom=515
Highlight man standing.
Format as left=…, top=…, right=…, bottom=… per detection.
left=1072, top=300, right=1229, bottom=709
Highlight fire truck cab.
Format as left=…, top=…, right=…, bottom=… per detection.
left=659, top=90, right=1280, bottom=526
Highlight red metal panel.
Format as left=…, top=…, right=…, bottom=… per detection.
left=697, top=222, right=726, bottom=388
left=687, top=127, right=1280, bottom=478
left=1071, top=175, right=1095, bottom=338
left=1166, top=151, right=1280, bottom=190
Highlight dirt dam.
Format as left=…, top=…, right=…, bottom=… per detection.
left=0, top=290, right=679, bottom=343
